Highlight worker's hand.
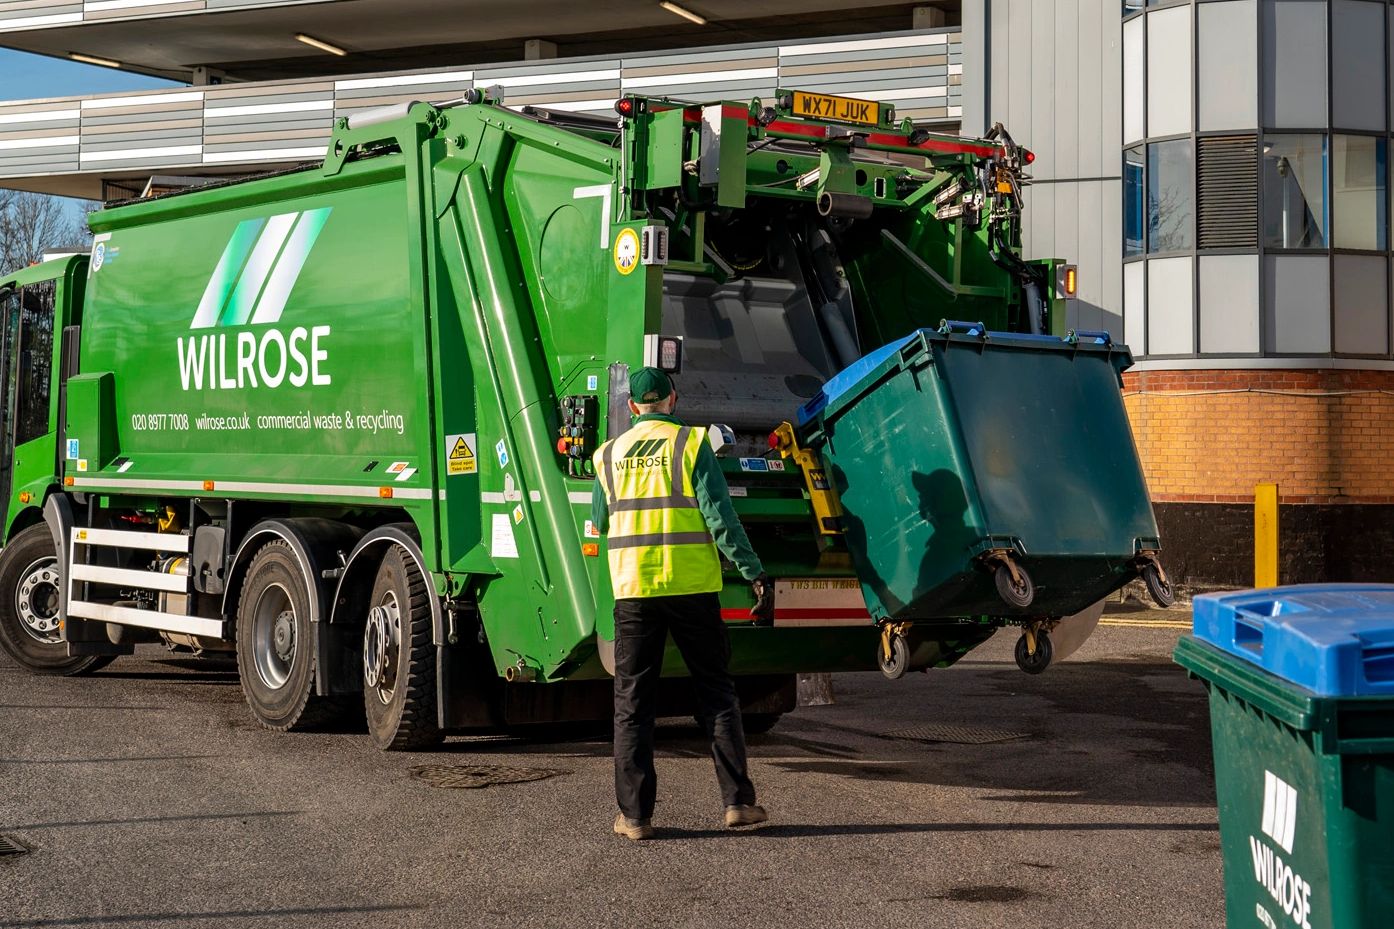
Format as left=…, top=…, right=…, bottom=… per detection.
left=750, top=572, right=775, bottom=626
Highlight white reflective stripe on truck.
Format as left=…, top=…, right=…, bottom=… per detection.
left=67, top=477, right=435, bottom=500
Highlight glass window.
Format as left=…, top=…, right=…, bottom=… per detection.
left=1263, top=134, right=1327, bottom=249
left=1332, top=135, right=1387, bottom=250
left=14, top=281, right=55, bottom=447
left=1148, top=139, right=1194, bottom=253
left=1125, top=146, right=1145, bottom=257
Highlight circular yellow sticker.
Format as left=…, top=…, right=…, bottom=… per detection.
left=613, top=227, right=640, bottom=275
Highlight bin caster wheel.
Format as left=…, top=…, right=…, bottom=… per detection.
left=878, top=634, right=910, bottom=680
left=995, top=563, right=1034, bottom=609
left=1142, top=563, right=1175, bottom=608
left=1014, top=630, right=1053, bottom=674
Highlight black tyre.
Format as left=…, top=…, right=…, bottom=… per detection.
left=1014, top=630, right=1053, bottom=674
left=363, top=546, right=443, bottom=751
left=742, top=713, right=782, bottom=735
left=0, top=524, right=113, bottom=676
left=994, top=562, right=1035, bottom=609
left=235, top=540, right=341, bottom=731
left=1142, top=563, right=1176, bottom=608
left=878, top=633, right=910, bottom=680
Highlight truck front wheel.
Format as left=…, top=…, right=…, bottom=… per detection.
left=363, top=546, right=443, bottom=751
left=0, top=524, right=113, bottom=676
left=235, top=540, right=342, bottom=731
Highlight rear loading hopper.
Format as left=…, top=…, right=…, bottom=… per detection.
left=797, top=324, right=1170, bottom=671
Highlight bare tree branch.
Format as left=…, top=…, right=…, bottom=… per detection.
left=1, top=192, right=92, bottom=273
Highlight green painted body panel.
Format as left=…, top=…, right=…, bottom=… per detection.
left=1175, top=636, right=1394, bottom=929
left=79, top=163, right=427, bottom=497
left=1, top=93, right=1124, bottom=690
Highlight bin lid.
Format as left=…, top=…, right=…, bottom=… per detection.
left=1192, top=584, right=1394, bottom=696
left=796, top=330, right=920, bottom=426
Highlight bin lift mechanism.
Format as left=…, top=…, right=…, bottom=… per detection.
left=600, top=88, right=1046, bottom=314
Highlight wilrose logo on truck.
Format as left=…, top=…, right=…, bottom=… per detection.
left=177, top=208, right=333, bottom=391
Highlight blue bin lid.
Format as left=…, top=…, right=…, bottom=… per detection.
left=795, top=325, right=1117, bottom=427
left=1192, top=584, right=1394, bottom=696
left=796, top=330, right=920, bottom=427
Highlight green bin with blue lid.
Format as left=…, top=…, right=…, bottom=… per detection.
left=1174, top=584, right=1394, bottom=929
left=795, top=323, right=1169, bottom=642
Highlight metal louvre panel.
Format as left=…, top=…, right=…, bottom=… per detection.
left=1198, top=134, right=1258, bottom=250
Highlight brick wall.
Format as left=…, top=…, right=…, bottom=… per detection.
left=1122, top=369, right=1394, bottom=504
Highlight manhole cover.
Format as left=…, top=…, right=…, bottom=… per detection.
left=884, top=724, right=1027, bottom=745
left=0, top=835, right=29, bottom=857
left=408, top=764, right=569, bottom=789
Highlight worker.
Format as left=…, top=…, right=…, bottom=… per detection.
left=592, top=366, right=776, bottom=841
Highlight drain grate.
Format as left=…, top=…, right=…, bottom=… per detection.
left=884, top=724, right=1028, bottom=745
left=0, top=835, right=29, bottom=857
left=408, top=763, right=569, bottom=790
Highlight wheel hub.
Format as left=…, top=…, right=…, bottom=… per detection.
left=363, top=594, right=401, bottom=701
left=250, top=582, right=297, bottom=690
left=15, top=558, right=62, bottom=645
left=272, top=612, right=295, bottom=662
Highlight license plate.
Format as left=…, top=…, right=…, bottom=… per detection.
left=789, top=90, right=880, bottom=127
left=772, top=577, right=870, bottom=626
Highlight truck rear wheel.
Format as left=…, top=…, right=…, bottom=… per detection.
left=235, top=540, right=342, bottom=731
left=363, top=546, right=443, bottom=751
left=0, top=524, right=113, bottom=676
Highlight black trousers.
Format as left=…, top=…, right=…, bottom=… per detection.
left=613, top=592, right=756, bottom=820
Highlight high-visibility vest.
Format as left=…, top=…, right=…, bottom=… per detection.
left=593, top=419, right=721, bottom=599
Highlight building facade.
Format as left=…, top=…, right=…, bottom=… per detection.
left=1117, top=0, right=1394, bottom=585
left=2, top=0, right=1386, bottom=588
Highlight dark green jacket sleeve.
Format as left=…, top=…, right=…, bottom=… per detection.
left=691, top=441, right=765, bottom=581
left=591, top=473, right=609, bottom=535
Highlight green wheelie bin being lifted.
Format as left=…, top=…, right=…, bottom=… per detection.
left=1175, top=585, right=1394, bottom=929
left=794, top=321, right=1173, bottom=676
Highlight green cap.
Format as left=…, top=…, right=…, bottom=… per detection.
left=629, top=366, right=673, bottom=403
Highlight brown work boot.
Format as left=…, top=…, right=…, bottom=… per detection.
left=613, top=812, right=655, bottom=840
left=724, top=804, right=769, bottom=828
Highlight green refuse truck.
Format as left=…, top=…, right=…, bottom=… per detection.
left=0, top=88, right=1169, bottom=749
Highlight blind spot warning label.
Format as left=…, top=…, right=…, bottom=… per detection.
left=446, top=433, right=477, bottom=475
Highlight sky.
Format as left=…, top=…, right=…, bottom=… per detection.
left=0, top=47, right=180, bottom=102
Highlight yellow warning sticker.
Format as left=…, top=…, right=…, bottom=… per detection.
left=613, top=227, right=640, bottom=275
left=445, top=432, right=477, bottom=475
left=511, top=504, right=524, bottom=525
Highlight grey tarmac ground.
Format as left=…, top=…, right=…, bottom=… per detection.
left=1, top=604, right=1221, bottom=929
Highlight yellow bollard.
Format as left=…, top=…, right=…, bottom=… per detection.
left=1254, top=483, right=1279, bottom=588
